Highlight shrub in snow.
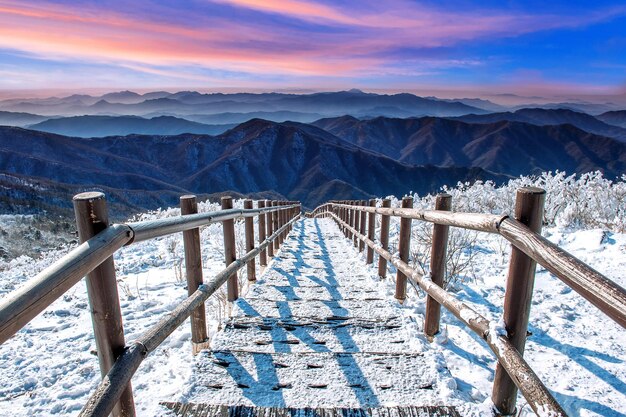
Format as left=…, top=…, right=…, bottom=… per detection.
left=375, top=171, right=625, bottom=290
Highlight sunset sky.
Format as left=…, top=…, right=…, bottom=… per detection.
left=1, top=0, right=625, bottom=97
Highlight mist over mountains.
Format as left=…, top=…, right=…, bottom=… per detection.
left=1, top=89, right=625, bottom=216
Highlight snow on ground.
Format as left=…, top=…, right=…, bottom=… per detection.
left=0, top=178, right=625, bottom=416
left=373, top=224, right=626, bottom=417
left=173, top=218, right=469, bottom=413
left=0, top=200, right=258, bottom=416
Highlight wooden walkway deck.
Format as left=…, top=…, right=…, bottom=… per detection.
left=163, top=218, right=460, bottom=417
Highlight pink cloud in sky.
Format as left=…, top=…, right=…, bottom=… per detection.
left=0, top=0, right=624, bottom=90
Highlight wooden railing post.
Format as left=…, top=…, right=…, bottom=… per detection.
left=492, top=187, right=546, bottom=416
left=221, top=196, right=238, bottom=302
left=366, top=199, right=376, bottom=264
left=279, top=201, right=286, bottom=245
left=353, top=201, right=361, bottom=247
left=180, top=195, right=209, bottom=355
left=359, top=200, right=367, bottom=252
left=265, top=200, right=274, bottom=258
left=339, top=202, right=344, bottom=234
left=277, top=202, right=283, bottom=246
left=281, top=202, right=288, bottom=242
left=272, top=200, right=280, bottom=253
left=73, top=192, right=135, bottom=417
left=395, top=196, right=413, bottom=303
left=424, top=193, right=452, bottom=339
left=258, top=200, right=267, bottom=266
left=377, top=199, right=391, bottom=278
left=343, top=201, right=349, bottom=237
left=244, top=199, right=256, bottom=281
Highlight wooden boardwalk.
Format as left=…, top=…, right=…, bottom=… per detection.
left=163, top=218, right=460, bottom=417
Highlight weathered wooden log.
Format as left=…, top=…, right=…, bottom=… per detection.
left=424, top=193, right=452, bottom=339
left=244, top=199, right=256, bottom=281
left=0, top=224, right=131, bottom=345
left=498, top=217, right=626, bottom=329
left=366, top=199, right=376, bottom=264
left=221, top=196, right=238, bottom=302
left=492, top=187, right=545, bottom=415
left=353, top=201, right=361, bottom=248
left=73, top=192, right=135, bottom=417
left=328, top=211, right=566, bottom=417
left=266, top=200, right=274, bottom=258
left=258, top=200, right=267, bottom=266
left=395, top=196, right=413, bottom=302
left=180, top=195, right=209, bottom=354
left=272, top=201, right=280, bottom=252
left=332, top=203, right=505, bottom=234
left=377, top=199, right=391, bottom=278
left=358, top=200, right=366, bottom=252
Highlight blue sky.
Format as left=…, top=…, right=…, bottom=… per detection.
left=0, top=0, right=624, bottom=97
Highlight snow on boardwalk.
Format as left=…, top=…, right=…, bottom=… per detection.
left=164, top=218, right=461, bottom=416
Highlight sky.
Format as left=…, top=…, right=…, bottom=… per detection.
left=0, top=0, right=625, bottom=98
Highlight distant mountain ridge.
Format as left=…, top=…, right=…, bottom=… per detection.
left=313, top=115, right=626, bottom=177
left=0, top=122, right=507, bottom=214
left=597, top=110, right=626, bottom=129
left=0, top=90, right=487, bottom=118
left=450, top=108, right=626, bottom=142
left=27, top=115, right=235, bottom=137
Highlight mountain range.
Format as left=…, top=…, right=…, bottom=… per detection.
left=1, top=89, right=625, bottom=216
left=28, top=115, right=235, bottom=137
left=0, top=90, right=485, bottom=118
left=0, top=121, right=508, bottom=215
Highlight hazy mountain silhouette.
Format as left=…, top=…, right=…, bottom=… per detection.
left=0, top=90, right=487, bottom=118
left=184, top=111, right=325, bottom=125
left=451, top=108, right=626, bottom=142
left=0, top=111, right=51, bottom=127
left=597, top=110, right=626, bottom=129
left=313, top=115, right=626, bottom=177
left=28, top=115, right=235, bottom=137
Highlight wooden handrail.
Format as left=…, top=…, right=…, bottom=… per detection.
left=78, top=213, right=302, bottom=417
left=498, top=217, right=626, bottom=328
left=0, top=224, right=133, bottom=345
left=322, top=202, right=626, bottom=329
left=324, top=210, right=567, bottom=417
left=128, top=204, right=299, bottom=243
left=332, top=202, right=507, bottom=233
left=0, top=203, right=301, bottom=347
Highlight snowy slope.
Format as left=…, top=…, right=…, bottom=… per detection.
left=1, top=174, right=625, bottom=416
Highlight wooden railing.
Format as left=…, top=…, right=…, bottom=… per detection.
left=0, top=192, right=301, bottom=417
left=309, top=188, right=626, bottom=417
